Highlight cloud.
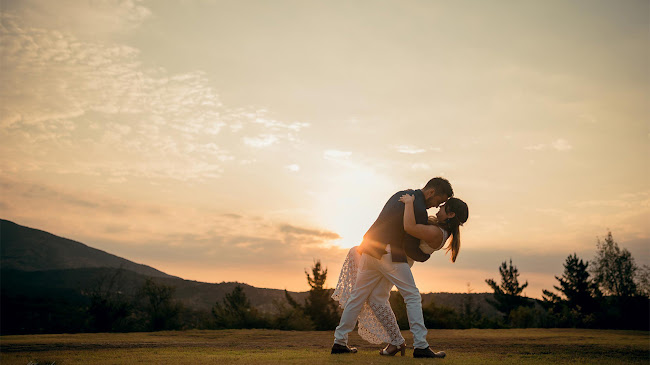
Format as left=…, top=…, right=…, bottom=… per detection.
left=324, top=150, right=352, bottom=160
left=393, top=145, right=427, bottom=154
left=551, top=138, right=572, bottom=151
left=279, top=224, right=341, bottom=240
left=1, top=0, right=151, bottom=36
left=0, top=176, right=346, bottom=285
left=243, top=134, right=279, bottom=148
left=524, top=138, right=572, bottom=152
left=3, top=177, right=128, bottom=214
left=0, top=8, right=309, bottom=183
left=252, top=118, right=310, bottom=132
left=285, top=164, right=300, bottom=172
left=221, top=213, right=243, bottom=219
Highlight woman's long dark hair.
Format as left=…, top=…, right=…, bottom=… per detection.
left=428, top=197, right=469, bottom=263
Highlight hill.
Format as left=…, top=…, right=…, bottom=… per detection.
left=1, top=267, right=307, bottom=313
left=1, top=218, right=503, bottom=329
left=1, top=219, right=174, bottom=278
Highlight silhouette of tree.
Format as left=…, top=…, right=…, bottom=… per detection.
left=272, top=298, right=314, bottom=330
left=302, top=260, right=340, bottom=330
left=542, top=253, right=600, bottom=327
left=591, top=231, right=638, bottom=297
left=140, top=278, right=182, bottom=331
left=637, top=265, right=650, bottom=298
left=461, top=283, right=483, bottom=328
left=86, top=267, right=132, bottom=332
left=485, top=258, right=532, bottom=322
left=422, top=298, right=461, bottom=329
left=212, top=284, right=267, bottom=329
left=284, top=289, right=301, bottom=309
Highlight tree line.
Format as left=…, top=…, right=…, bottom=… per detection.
left=2, top=230, right=647, bottom=334
left=209, top=230, right=649, bottom=331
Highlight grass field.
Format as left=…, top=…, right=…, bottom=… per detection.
left=1, top=328, right=648, bottom=364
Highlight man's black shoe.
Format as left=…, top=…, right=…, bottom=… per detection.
left=331, top=343, right=358, bottom=354
left=413, top=347, right=446, bottom=358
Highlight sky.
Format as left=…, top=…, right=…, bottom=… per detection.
left=1, top=0, right=648, bottom=298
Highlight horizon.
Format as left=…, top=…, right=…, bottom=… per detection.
left=1, top=216, right=645, bottom=300
left=0, top=217, right=512, bottom=296
left=1, top=0, right=648, bottom=299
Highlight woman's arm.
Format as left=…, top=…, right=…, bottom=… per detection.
left=398, top=194, right=442, bottom=245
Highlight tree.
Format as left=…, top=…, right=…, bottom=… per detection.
left=636, top=265, right=650, bottom=298
left=543, top=253, right=600, bottom=311
left=212, top=284, right=267, bottom=329
left=460, top=283, right=483, bottom=328
left=590, top=231, right=638, bottom=297
left=542, top=253, right=600, bottom=327
left=284, top=260, right=339, bottom=330
left=485, top=259, right=532, bottom=322
left=272, top=298, right=314, bottom=331
left=302, top=260, right=340, bottom=330
left=422, top=299, right=461, bottom=329
left=140, top=278, right=182, bottom=331
left=86, top=268, right=132, bottom=332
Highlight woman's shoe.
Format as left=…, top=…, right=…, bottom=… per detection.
left=379, top=342, right=406, bottom=356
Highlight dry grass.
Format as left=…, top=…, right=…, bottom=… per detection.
left=1, top=328, right=648, bottom=364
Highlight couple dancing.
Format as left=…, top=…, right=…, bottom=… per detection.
left=331, top=177, right=469, bottom=358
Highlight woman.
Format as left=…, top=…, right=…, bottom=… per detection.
left=331, top=194, right=469, bottom=356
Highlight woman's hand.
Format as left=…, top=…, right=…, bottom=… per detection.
left=399, top=194, right=415, bottom=204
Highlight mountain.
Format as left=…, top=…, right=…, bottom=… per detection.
left=0, top=218, right=495, bottom=315
left=0, top=219, right=307, bottom=313
left=1, top=219, right=175, bottom=278
left=421, top=292, right=501, bottom=319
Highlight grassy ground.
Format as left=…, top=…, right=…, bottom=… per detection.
left=1, top=328, right=648, bottom=364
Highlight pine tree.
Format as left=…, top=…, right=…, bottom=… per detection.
left=302, top=260, right=340, bottom=330
left=485, top=258, right=532, bottom=321
left=543, top=254, right=599, bottom=310
left=461, top=283, right=483, bottom=328
left=542, top=253, right=600, bottom=326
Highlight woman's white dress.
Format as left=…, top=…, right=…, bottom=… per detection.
left=331, top=228, right=448, bottom=345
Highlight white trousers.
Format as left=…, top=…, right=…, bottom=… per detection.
left=333, top=252, right=429, bottom=349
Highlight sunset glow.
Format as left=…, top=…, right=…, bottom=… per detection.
left=1, top=0, right=648, bottom=298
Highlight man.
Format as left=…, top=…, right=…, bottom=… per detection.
left=331, top=177, right=453, bottom=358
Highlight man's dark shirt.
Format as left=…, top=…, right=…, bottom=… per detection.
left=359, top=189, right=430, bottom=263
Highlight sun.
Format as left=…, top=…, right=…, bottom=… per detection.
left=316, top=166, right=396, bottom=249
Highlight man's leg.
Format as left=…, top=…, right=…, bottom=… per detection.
left=333, top=254, right=384, bottom=346
left=375, top=255, right=429, bottom=349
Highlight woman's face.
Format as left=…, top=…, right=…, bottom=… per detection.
left=436, top=204, right=453, bottom=222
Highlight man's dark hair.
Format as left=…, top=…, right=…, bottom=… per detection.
left=423, top=177, right=453, bottom=197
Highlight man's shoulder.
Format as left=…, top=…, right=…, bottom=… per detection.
left=390, top=188, right=417, bottom=197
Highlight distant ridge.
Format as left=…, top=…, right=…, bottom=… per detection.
left=0, top=218, right=499, bottom=317
left=0, top=218, right=309, bottom=313
left=0, top=219, right=175, bottom=279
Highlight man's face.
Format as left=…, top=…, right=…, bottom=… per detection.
left=426, top=194, right=449, bottom=209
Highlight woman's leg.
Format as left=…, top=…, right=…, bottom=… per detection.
left=367, top=277, right=405, bottom=346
